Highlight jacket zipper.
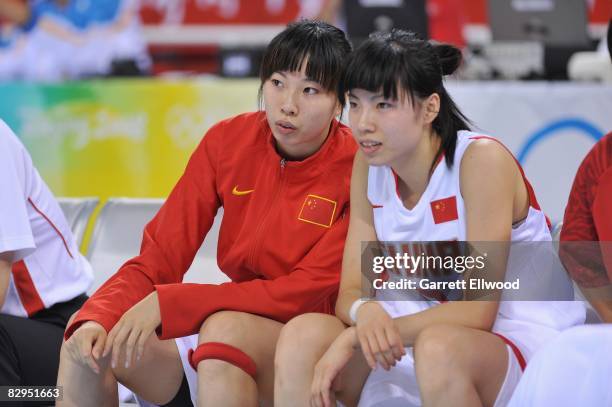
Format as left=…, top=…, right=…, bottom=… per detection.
left=247, top=158, right=286, bottom=273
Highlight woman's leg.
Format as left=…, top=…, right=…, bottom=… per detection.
left=195, top=311, right=284, bottom=407
left=0, top=313, right=65, bottom=386
left=57, top=333, right=185, bottom=407
left=274, top=313, right=372, bottom=407
left=414, top=324, right=511, bottom=407
left=0, top=295, right=87, bottom=388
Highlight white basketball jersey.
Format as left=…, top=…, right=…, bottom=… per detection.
left=367, top=131, right=584, bottom=339
left=0, top=120, right=93, bottom=317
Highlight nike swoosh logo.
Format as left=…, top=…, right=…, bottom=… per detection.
left=232, top=186, right=254, bottom=196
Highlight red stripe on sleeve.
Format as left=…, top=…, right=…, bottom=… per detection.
left=28, top=198, right=73, bottom=258
left=11, top=260, right=45, bottom=316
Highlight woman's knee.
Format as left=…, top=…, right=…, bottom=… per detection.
left=59, top=338, right=99, bottom=374
left=111, top=337, right=184, bottom=405
left=198, top=311, right=256, bottom=345
left=59, top=340, right=75, bottom=364
left=275, top=313, right=344, bottom=371
left=196, top=311, right=282, bottom=382
left=414, top=324, right=471, bottom=371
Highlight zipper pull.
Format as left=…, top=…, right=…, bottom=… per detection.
left=280, top=158, right=286, bottom=169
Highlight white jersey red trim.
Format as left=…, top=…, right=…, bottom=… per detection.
left=0, top=119, right=93, bottom=317
left=367, top=130, right=584, bottom=362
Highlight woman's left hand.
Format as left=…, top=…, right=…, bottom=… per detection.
left=103, top=291, right=161, bottom=369
left=311, top=327, right=358, bottom=407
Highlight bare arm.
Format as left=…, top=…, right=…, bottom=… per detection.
left=0, top=252, right=12, bottom=309
left=335, top=152, right=378, bottom=324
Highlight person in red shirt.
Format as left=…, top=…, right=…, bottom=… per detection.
left=57, top=20, right=355, bottom=407
left=507, top=131, right=612, bottom=407
left=506, top=29, right=612, bottom=407
left=560, top=132, right=612, bottom=320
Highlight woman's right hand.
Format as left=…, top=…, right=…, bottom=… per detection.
left=64, top=321, right=107, bottom=374
left=355, top=302, right=405, bottom=370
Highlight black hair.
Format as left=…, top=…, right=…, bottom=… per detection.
left=259, top=20, right=352, bottom=106
left=341, top=30, right=471, bottom=170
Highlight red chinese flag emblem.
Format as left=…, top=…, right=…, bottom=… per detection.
left=430, top=196, right=458, bottom=224
left=298, top=194, right=337, bottom=228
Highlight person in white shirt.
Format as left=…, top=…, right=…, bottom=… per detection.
left=0, top=119, right=93, bottom=388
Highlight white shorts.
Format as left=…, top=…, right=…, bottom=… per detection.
left=356, top=300, right=565, bottom=407
left=508, top=325, right=612, bottom=407
left=357, top=343, right=523, bottom=407
left=176, top=334, right=200, bottom=405
left=137, top=335, right=523, bottom=407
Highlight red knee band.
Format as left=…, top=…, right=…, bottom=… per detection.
left=188, top=342, right=257, bottom=379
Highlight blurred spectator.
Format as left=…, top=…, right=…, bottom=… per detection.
left=140, top=0, right=302, bottom=24
left=0, top=0, right=151, bottom=82
left=0, top=0, right=30, bottom=25
left=0, top=0, right=30, bottom=79
left=568, top=20, right=612, bottom=82
left=300, top=0, right=344, bottom=26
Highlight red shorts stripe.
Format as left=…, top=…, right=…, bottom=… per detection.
left=494, top=333, right=527, bottom=371
left=11, top=260, right=45, bottom=316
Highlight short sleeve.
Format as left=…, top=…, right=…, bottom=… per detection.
left=0, top=120, right=35, bottom=261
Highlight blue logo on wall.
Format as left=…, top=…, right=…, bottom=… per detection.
left=517, top=118, right=604, bottom=164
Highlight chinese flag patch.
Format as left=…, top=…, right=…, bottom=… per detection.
left=430, top=196, right=458, bottom=224
left=298, top=194, right=337, bottom=228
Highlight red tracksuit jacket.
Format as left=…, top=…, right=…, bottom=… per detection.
left=66, top=111, right=356, bottom=339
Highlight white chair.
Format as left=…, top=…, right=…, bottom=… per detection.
left=57, top=197, right=100, bottom=248
left=87, top=198, right=227, bottom=295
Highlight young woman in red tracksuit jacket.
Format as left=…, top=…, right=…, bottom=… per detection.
left=57, top=20, right=355, bottom=407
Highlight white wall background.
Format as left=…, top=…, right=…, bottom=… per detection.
left=447, top=81, right=612, bottom=224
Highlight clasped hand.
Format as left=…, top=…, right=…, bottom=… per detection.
left=355, top=301, right=405, bottom=370
left=310, top=302, right=405, bottom=407
left=64, top=291, right=161, bottom=373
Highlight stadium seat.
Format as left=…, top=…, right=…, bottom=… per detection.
left=57, top=197, right=100, bottom=248
left=87, top=197, right=227, bottom=295
left=551, top=222, right=563, bottom=242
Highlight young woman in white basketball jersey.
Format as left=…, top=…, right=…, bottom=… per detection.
left=274, top=30, right=584, bottom=407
